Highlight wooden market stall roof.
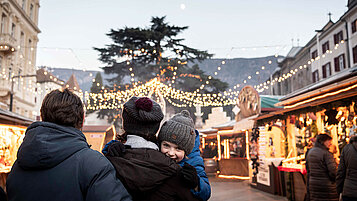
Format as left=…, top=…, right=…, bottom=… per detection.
left=255, top=67, right=357, bottom=121
left=0, top=108, right=33, bottom=126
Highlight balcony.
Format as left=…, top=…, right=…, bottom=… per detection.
left=0, top=34, right=17, bottom=53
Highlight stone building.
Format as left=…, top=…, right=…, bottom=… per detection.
left=0, top=0, right=40, bottom=119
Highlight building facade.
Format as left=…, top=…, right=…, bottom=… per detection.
left=35, top=68, right=64, bottom=120
left=0, top=0, right=40, bottom=119
left=269, top=0, right=357, bottom=96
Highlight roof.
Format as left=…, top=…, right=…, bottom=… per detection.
left=261, top=95, right=283, bottom=109
left=199, top=128, right=218, bottom=134
left=286, top=47, right=303, bottom=58
left=64, top=73, right=81, bottom=92
left=36, top=68, right=64, bottom=86
left=0, top=108, right=33, bottom=126
left=348, top=0, right=357, bottom=9
left=212, top=120, right=236, bottom=130
left=278, top=47, right=303, bottom=65
left=233, top=114, right=258, bottom=132
left=82, top=125, right=110, bottom=132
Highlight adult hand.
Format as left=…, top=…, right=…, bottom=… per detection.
left=180, top=163, right=199, bottom=189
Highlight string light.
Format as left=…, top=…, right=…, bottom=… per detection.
left=256, top=40, right=344, bottom=93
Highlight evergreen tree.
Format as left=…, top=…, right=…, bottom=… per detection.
left=94, top=16, right=228, bottom=124
left=90, top=72, right=103, bottom=93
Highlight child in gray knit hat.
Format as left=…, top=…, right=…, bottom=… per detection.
left=158, top=110, right=196, bottom=161
left=158, top=110, right=211, bottom=201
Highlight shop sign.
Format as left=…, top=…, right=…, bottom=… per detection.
left=90, top=134, right=103, bottom=138
left=257, top=165, right=270, bottom=186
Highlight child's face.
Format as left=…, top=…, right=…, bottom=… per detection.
left=160, top=141, right=185, bottom=163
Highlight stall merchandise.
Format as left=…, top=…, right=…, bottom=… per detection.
left=0, top=125, right=26, bottom=173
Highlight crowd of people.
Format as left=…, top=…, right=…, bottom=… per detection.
left=306, top=133, right=357, bottom=201
left=4, top=89, right=211, bottom=201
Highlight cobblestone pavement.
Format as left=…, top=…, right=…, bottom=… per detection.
left=209, top=177, right=287, bottom=201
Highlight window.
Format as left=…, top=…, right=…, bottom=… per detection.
left=334, top=31, right=343, bottom=45
left=20, top=32, right=24, bottom=47
left=334, top=54, right=346, bottom=72
left=353, top=45, right=357, bottom=64
left=11, top=23, right=15, bottom=37
left=322, top=62, right=332, bottom=78
left=30, top=4, right=34, bottom=19
left=322, top=41, right=330, bottom=53
left=311, top=50, right=318, bottom=59
left=1, top=14, right=7, bottom=33
left=352, top=19, right=357, bottom=33
left=22, top=0, right=26, bottom=9
left=312, top=70, right=319, bottom=83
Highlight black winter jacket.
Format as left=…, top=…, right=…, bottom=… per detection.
left=106, top=146, right=199, bottom=201
left=7, top=122, right=131, bottom=201
left=336, top=136, right=357, bottom=198
left=306, top=141, right=338, bottom=201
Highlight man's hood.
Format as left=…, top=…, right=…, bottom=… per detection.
left=17, top=121, right=89, bottom=170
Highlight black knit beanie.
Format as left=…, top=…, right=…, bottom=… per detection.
left=158, top=110, right=195, bottom=154
left=122, top=96, right=164, bottom=143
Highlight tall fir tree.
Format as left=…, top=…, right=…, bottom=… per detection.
left=90, top=72, right=103, bottom=93
left=94, top=16, right=228, bottom=124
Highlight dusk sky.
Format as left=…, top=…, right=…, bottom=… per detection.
left=36, top=0, right=347, bottom=71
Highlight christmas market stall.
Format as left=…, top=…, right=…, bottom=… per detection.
left=82, top=125, right=117, bottom=152
left=0, top=108, right=33, bottom=189
left=199, top=86, right=282, bottom=180
left=254, top=67, right=357, bottom=201
left=199, top=128, right=219, bottom=174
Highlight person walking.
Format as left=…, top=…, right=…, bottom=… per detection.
left=336, top=135, right=357, bottom=201
left=6, top=89, right=131, bottom=201
left=306, top=134, right=338, bottom=201
left=105, top=96, right=199, bottom=201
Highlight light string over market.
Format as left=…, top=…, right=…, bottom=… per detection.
left=86, top=40, right=345, bottom=110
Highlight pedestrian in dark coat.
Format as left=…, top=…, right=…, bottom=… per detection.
left=105, top=97, right=199, bottom=201
left=6, top=89, right=131, bottom=201
left=306, top=134, right=338, bottom=201
left=336, top=136, right=357, bottom=201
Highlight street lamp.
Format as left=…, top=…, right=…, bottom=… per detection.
left=9, top=74, right=36, bottom=112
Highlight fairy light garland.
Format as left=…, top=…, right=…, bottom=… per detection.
left=255, top=40, right=345, bottom=93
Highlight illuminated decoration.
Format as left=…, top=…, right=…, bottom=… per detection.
left=284, top=83, right=357, bottom=109
left=0, top=124, right=26, bottom=173
left=255, top=41, right=344, bottom=93
left=217, top=134, right=221, bottom=161
left=217, top=175, right=250, bottom=180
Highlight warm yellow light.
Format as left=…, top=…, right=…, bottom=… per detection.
left=218, top=175, right=250, bottom=180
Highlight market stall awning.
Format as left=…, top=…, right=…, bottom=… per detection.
left=233, top=114, right=259, bottom=132
left=212, top=120, right=236, bottom=130
left=0, top=108, right=33, bottom=126
left=277, top=67, right=357, bottom=107
left=199, top=128, right=218, bottom=135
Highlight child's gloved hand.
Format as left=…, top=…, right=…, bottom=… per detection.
left=106, top=141, right=126, bottom=157
left=179, top=163, right=199, bottom=189
left=102, top=140, right=118, bottom=155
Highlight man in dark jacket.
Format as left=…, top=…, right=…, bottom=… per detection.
left=105, top=96, right=199, bottom=201
left=306, top=134, right=338, bottom=201
left=6, top=89, right=131, bottom=201
left=336, top=136, right=357, bottom=201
